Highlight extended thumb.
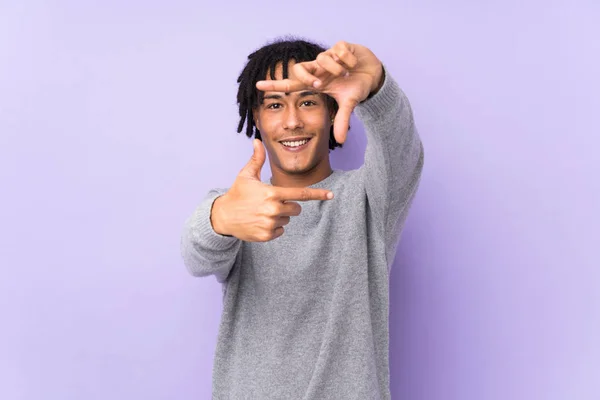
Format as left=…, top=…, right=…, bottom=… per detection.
left=241, top=139, right=265, bottom=179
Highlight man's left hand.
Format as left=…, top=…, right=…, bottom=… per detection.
left=255, top=41, right=384, bottom=144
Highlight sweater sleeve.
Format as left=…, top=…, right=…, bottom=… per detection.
left=354, top=67, right=425, bottom=265
left=180, top=189, right=242, bottom=283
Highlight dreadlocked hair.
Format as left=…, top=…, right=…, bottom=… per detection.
left=236, top=37, right=344, bottom=151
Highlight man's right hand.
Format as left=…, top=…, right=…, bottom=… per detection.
left=210, top=139, right=334, bottom=242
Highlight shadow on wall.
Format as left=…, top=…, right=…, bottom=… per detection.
left=388, top=201, right=431, bottom=398
left=387, top=178, right=442, bottom=398
left=331, top=112, right=436, bottom=397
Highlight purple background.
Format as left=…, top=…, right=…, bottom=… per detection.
left=1, top=1, right=599, bottom=399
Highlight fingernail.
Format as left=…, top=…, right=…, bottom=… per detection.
left=313, top=80, right=321, bottom=88
left=327, top=192, right=334, bottom=199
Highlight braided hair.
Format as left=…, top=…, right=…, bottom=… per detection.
left=236, top=37, right=343, bottom=150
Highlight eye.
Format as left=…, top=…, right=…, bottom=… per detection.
left=300, top=100, right=316, bottom=107
left=266, top=103, right=282, bottom=109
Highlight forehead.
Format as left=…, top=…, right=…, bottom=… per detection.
left=261, top=60, right=316, bottom=99
left=265, top=60, right=295, bottom=81
left=257, top=60, right=328, bottom=106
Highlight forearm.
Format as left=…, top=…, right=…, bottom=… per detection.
left=355, top=67, right=424, bottom=240
left=180, top=190, right=241, bottom=282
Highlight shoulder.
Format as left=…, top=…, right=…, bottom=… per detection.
left=325, top=169, right=364, bottom=193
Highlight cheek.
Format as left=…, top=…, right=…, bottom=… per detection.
left=305, top=111, right=329, bottom=128
left=257, top=117, right=278, bottom=137
left=314, top=116, right=332, bottom=138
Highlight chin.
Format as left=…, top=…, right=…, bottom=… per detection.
left=280, top=164, right=313, bottom=175
left=277, top=158, right=318, bottom=175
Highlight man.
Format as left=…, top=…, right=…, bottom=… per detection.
left=181, top=38, right=424, bottom=399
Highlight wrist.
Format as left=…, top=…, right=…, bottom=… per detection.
left=211, top=195, right=232, bottom=236
left=366, top=64, right=385, bottom=100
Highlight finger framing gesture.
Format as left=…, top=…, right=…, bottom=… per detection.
left=256, top=41, right=384, bottom=144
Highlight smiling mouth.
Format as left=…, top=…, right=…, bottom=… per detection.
left=280, top=138, right=311, bottom=148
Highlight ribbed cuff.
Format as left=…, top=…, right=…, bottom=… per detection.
left=190, top=192, right=239, bottom=250
left=355, top=65, right=403, bottom=123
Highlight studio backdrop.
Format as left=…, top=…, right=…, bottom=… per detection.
left=1, top=1, right=599, bottom=399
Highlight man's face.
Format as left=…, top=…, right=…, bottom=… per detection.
left=253, top=62, right=333, bottom=176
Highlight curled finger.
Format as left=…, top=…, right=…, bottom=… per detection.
left=279, top=201, right=302, bottom=217
left=272, top=226, right=285, bottom=240
left=332, top=41, right=358, bottom=69
left=316, top=52, right=348, bottom=77
left=275, top=216, right=291, bottom=227
left=292, top=61, right=324, bottom=89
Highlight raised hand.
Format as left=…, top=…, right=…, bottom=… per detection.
left=211, top=139, right=335, bottom=242
left=255, top=41, right=384, bottom=144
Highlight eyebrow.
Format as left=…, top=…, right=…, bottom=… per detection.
left=263, top=91, right=319, bottom=100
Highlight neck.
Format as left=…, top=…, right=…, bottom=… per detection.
left=270, top=161, right=333, bottom=188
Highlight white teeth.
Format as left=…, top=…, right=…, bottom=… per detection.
left=282, top=139, right=309, bottom=147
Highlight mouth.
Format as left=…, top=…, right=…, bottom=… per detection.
left=279, top=137, right=312, bottom=152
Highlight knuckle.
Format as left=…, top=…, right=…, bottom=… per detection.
left=335, top=41, right=348, bottom=52
left=264, top=204, right=277, bottom=216
left=300, top=77, right=313, bottom=86
left=259, top=231, right=271, bottom=242
left=300, top=188, right=310, bottom=201
left=264, top=188, right=277, bottom=199
left=260, top=220, right=274, bottom=234
left=293, top=64, right=314, bottom=83
left=267, top=219, right=278, bottom=231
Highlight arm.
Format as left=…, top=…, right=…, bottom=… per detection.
left=252, top=41, right=424, bottom=261
left=180, top=140, right=334, bottom=281
left=355, top=67, right=425, bottom=262
left=180, top=189, right=242, bottom=283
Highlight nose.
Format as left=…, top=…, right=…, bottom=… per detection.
left=282, top=107, right=303, bottom=130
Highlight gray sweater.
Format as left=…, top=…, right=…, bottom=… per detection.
left=181, top=69, right=424, bottom=400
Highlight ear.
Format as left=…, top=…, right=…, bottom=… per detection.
left=252, top=109, right=261, bottom=130
left=326, top=97, right=336, bottom=124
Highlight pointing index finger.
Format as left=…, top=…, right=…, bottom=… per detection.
left=256, top=78, right=305, bottom=93
left=274, top=187, right=334, bottom=202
